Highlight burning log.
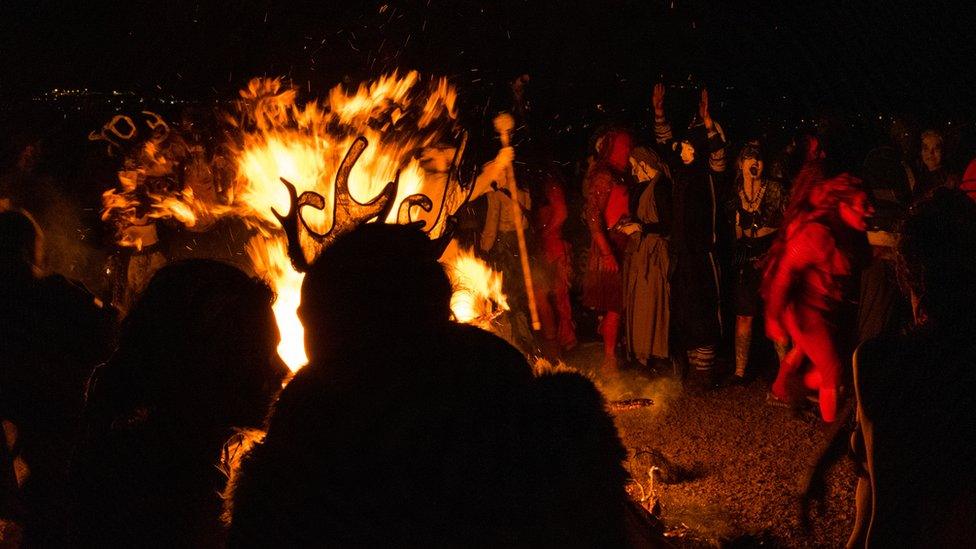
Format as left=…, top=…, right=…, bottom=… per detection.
left=607, top=398, right=655, bottom=412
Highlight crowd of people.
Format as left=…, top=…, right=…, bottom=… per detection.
left=2, top=73, right=976, bottom=546
left=473, top=77, right=974, bottom=424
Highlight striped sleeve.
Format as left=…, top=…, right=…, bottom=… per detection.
left=654, top=115, right=673, bottom=145
left=707, top=121, right=727, bottom=173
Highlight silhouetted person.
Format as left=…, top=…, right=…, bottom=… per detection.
left=227, top=223, right=655, bottom=547
left=848, top=188, right=976, bottom=548
left=69, top=260, right=287, bottom=547
left=0, top=209, right=115, bottom=545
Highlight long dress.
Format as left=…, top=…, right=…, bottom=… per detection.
left=623, top=171, right=671, bottom=363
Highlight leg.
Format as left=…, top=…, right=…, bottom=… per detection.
left=553, top=280, right=576, bottom=351
left=801, top=338, right=842, bottom=423
left=774, top=341, right=789, bottom=362
left=602, top=311, right=620, bottom=369
left=734, top=315, right=753, bottom=378
left=791, top=308, right=843, bottom=422
left=772, top=346, right=805, bottom=402
left=535, top=287, right=558, bottom=342
left=687, top=345, right=716, bottom=385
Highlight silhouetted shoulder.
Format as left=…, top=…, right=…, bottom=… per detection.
left=441, top=323, right=534, bottom=381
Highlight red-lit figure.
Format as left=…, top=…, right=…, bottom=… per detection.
left=532, top=168, right=577, bottom=355
left=582, top=129, right=633, bottom=371
left=763, top=174, right=873, bottom=422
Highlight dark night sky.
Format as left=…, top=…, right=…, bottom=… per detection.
left=1, top=1, right=974, bottom=120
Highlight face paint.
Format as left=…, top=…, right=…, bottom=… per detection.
left=839, top=192, right=873, bottom=232
left=680, top=141, right=696, bottom=165
left=921, top=133, right=943, bottom=171
left=741, top=157, right=763, bottom=179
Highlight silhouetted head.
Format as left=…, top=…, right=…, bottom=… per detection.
left=99, top=259, right=285, bottom=434
left=0, top=208, right=43, bottom=281
left=898, top=188, right=976, bottom=329
left=299, top=223, right=453, bottom=360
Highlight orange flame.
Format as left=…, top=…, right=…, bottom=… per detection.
left=442, top=243, right=509, bottom=328
left=102, top=72, right=504, bottom=372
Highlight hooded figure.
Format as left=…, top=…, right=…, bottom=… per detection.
left=653, top=84, right=728, bottom=385
left=620, top=146, right=673, bottom=366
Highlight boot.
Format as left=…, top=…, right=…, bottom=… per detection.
left=687, top=345, right=716, bottom=390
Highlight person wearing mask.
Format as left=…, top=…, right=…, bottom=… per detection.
left=582, top=129, right=633, bottom=372
left=728, top=143, right=787, bottom=383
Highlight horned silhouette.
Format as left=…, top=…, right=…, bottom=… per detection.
left=272, top=135, right=466, bottom=272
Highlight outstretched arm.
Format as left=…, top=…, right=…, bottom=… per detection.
left=700, top=88, right=727, bottom=173
left=653, top=83, right=673, bottom=146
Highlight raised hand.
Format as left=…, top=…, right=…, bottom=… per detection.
left=699, top=88, right=713, bottom=130
left=652, top=83, right=665, bottom=117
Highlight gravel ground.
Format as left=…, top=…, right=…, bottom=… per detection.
left=563, top=343, right=857, bottom=548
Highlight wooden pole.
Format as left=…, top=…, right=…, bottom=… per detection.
left=493, top=113, right=541, bottom=331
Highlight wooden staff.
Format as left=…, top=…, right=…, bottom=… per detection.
left=493, top=113, right=541, bottom=331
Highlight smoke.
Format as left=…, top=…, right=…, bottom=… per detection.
left=531, top=354, right=683, bottom=416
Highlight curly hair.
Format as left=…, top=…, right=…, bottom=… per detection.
left=761, top=173, right=866, bottom=301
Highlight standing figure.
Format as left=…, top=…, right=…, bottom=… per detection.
left=480, top=165, right=532, bottom=348
left=729, top=143, right=787, bottom=383
left=531, top=163, right=577, bottom=355
left=653, top=83, right=728, bottom=385
left=70, top=260, right=287, bottom=547
left=763, top=175, right=873, bottom=422
left=621, top=146, right=672, bottom=367
left=582, top=129, right=633, bottom=371
left=0, top=210, right=115, bottom=546
left=848, top=189, right=976, bottom=548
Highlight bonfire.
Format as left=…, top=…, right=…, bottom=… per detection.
left=99, top=72, right=505, bottom=371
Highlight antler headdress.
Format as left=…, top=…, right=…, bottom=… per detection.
left=272, top=134, right=470, bottom=272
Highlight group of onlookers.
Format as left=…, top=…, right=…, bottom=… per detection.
left=2, top=72, right=976, bottom=546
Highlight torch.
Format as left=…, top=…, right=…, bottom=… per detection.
left=492, top=113, right=541, bottom=331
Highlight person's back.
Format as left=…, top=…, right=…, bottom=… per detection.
left=227, top=223, right=640, bottom=547
left=0, top=209, right=114, bottom=545
left=69, top=260, right=286, bottom=547
left=853, top=331, right=976, bottom=547
left=850, top=189, right=976, bottom=547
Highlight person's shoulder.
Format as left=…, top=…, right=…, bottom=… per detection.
left=443, top=323, right=534, bottom=378
left=36, top=274, right=108, bottom=312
